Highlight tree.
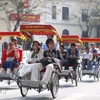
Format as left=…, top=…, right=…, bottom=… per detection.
left=72, top=0, right=100, bottom=37
left=0, top=0, right=61, bottom=31
left=0, top=0, right=62, bottom=50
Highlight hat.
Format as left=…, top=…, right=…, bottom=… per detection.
left=12, top=37, right=17, bottom=41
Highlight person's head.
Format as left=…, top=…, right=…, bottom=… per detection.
left=93, top=50, right=97, bottom=55
left=70, top=43, right=76, bottom=51
left=85, top=47, right=89, bottom=53
left=8, top=42, right=15, bottom=49
left=46, top=39, right=54, bottom=49
left=12, top=37, right=18, bottom=46
left=32, top=41, right=40, bottom=50
left=47, top=35, right=54, bottom=39
left=91, top=43, right=95, bottom=49
left=59, top=45, right=64, bottom=52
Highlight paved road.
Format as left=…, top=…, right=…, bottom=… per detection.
left=0, top=76, right=100, bottom=100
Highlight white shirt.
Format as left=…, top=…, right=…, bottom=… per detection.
left=90, top=48, right=99, bottom=54
left=81, top=52, right=93, bottom=61
left=27, top=49, right=44, bottom=63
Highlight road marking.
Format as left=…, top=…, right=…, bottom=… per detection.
left=0, top=89, right=19, bottom=96
left=59, top=93, right=87, bottom=100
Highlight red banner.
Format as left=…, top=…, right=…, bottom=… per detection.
left=81, top=38, right=100, bottom=42
left=10, top=13, right=40, bottom=22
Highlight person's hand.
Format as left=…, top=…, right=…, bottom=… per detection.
left=62, top=53, right=66, bottom=56
left=73, top=55, right=76, bottom=58
left=47, top=57, right=52, bottom=60
left=26, top=60, right=31, bottom=64
left=12, top=47, right=16, bottom=51
left=87, top=60, right=90, bottom=62
left=70, top=55, right=73, bottom=58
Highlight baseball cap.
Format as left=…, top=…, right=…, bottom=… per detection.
left=12, top=37, right=18, bottom=41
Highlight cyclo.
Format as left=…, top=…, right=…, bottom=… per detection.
left=17, top=24, right=61, bottom=98
left=0, top=32, right=23, bottom=85
left=80, top=38, right=100, bottom=81
left=57, top=35, right=82, bottom=86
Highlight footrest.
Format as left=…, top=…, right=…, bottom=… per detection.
left=21, top=80, right=40, bottom=88
left=58, top=70, right=70, bottom=76
left=82, top=70, right=94, bottom=75
left=0, top=74, right=13, bottom=80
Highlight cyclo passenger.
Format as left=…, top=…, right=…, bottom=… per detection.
left=19, top=41, right=44, bottom=78
left=90, top=50, right=99, bottom=71
left=11, top=37, right=22, bottom=50
left=81, top=47, right=93, bottom=70
left=0, top=42, right=20, bottom=74
left=59, top=45, right=67, bottom=70
left=66, top=43, right=79, bottom=72
left=31, top=39, right=61, bottom=88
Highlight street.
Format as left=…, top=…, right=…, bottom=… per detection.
left=0, top=75, right=100, bottom=100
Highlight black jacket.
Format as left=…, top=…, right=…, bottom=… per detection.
left=44, top=49, right=61, bottom=60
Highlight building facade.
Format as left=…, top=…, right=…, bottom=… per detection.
left=0, top=0, right=98, bottom=51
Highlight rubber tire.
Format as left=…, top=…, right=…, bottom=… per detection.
left=50, top=72, right=59, bottom=98
left=19, top=82, right=28, bottom=97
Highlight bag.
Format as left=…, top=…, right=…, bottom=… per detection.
left=40, top=58, right=54, bottom=67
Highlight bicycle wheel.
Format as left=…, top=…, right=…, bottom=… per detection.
left=50, top=72, right=59, bottom=98
left=19, top=81, right=28, bottom=97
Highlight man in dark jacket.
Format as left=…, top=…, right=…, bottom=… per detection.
left=66, top=43, right=79, bottom=71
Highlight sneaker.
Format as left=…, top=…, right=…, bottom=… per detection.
left=40, top=81, right=47, bottom=89
left=38, top=81, right=47, bottom=92
left=7, top=80, right=10, bottom=85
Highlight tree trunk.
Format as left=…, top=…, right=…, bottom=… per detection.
left=88, top=26, right=93, bottom=37
left=13, top=18, right=21, bottom=31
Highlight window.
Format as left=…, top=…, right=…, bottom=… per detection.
left=52, top=6, right=57, bottom=19
left=62, top=7, right=69, bottom=20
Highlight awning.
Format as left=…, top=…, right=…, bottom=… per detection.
left=20, top=24, right=61, bottom=41
left=81, top=38, right=100, bottom=42
left=0, top=32, right=27, bottom=40
left=61, top=35, right=82, bottom=43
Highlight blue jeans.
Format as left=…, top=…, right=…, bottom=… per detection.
left=82, top=59, right=91, bottom=70
left=2, top=60, right=18, bottom=71
left=61, top=57, right=67, bottom=70
left=90, top=61, right=98, bottom=71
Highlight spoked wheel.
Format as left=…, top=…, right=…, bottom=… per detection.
left=19, top=81, right=28, bottom=97
left=96, top=70, right=100, bottom=81
left=70, top=73, right=73, bottom=84
left=78, top=67, right=82, bottom=81
left=72, top=72, right=78, bottom=86
left=50, top=72, right=59, bottom=98
left=74, top=74, right=78, bottom=86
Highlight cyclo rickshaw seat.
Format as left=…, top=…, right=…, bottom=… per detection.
left=0, top=49, right=22, bottom=81
left=1, top=49, right=22, bottom=70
